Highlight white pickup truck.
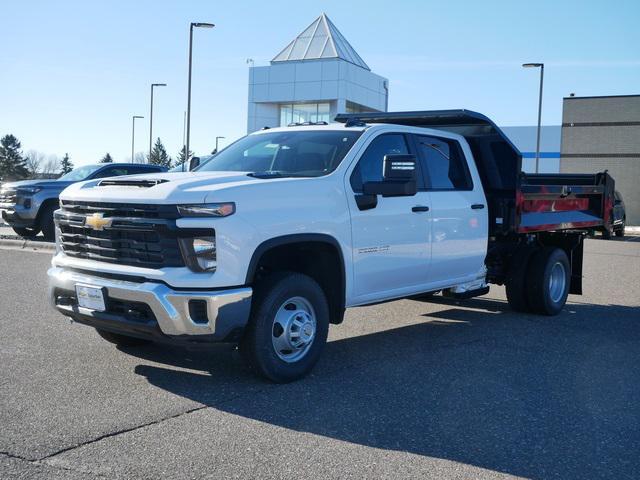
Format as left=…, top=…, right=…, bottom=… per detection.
left=48, top=110, right=615, bottom=382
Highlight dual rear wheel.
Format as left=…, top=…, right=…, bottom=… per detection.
left=506, top=247, right=570, bottom=315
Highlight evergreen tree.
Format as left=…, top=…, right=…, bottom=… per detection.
left=100, top=153, right=113, bottom=163
left=60, top=153, right=73, bottom=174
left=0, top=134, right=29, bottom=180
left=148, top=138, right=172, bottom=168
left=175, top=145, right=194, bottom=170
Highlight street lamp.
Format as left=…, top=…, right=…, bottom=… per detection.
left=213, top=136, right=225, bottom=154
left=149, top=83, right=167, bottom=162
left=185, top=21, right=215, bottom=171
left=131, top=115, right=144, bottom=163
left=522, top=62, right=544, bottom=173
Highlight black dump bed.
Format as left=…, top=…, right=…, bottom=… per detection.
left=335, top=110, right=615, bottom=236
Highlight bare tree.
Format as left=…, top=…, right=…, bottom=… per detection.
left=134, top=152, right=146, bottom=164
left=25, top=150, right=46, bottom=177
left=42, top=155, right=61, bottom=175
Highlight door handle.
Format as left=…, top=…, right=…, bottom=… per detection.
left=412, top=205, right=430, bottom=212
left=471, top=204, right=485, bottom=210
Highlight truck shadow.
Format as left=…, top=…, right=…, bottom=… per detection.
left=127, top=297, right=640, bottom=479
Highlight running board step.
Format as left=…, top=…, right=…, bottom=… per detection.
left=442, top=286, right=490, bottom=300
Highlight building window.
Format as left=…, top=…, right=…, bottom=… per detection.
left=280, top=103, right=330, bottom=126
left=345, top=101, right=376, bottom=114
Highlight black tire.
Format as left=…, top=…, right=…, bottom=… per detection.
left=39, top=203, right=58, bottom=241
left=240, top=272, right=329, bottom=383
left=95, top=328, right=151, bottom=347
left=602, top=229, right=612, bottom=240
left=615, top=220, right=625, bottom=238
left=505, top=248, right=534, bottom=313
left=526, top=247, right=570, bottom=316
left=12, top=226, right=39, bottom=237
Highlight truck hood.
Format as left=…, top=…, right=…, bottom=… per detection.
left=59, top=171, right=267, bottom=204
left=2, top=179, right=73, bottom=190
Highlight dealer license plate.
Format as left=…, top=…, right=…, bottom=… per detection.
left=75, top=284, right=106, bottom=312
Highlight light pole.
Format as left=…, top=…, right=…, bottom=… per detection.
left=185, top=21, right=215, bottom=171
left=131, top=115, right=144, bottom=163
left=149, top=83, right=167, bottom=162
left=214, top=136, right=225, bottom=154
left=522, top=62, right=544, bottom=173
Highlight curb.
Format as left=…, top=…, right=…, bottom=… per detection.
left=0, top=237, right=56, bottom=252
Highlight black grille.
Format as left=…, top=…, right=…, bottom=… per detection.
left=57, top=201, right=185, bottom=269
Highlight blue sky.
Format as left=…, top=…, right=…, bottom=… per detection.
left=1, top=0, right=639, bottom=166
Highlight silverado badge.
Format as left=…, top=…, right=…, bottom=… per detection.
left=85, top=213, right=112, bottom=231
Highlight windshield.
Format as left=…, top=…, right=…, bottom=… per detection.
left=195, top=130, right=362, bottom=177
left=58, top=164, right=103, bottom=181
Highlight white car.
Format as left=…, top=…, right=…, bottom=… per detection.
left=48, top=110, right=615, bottom=382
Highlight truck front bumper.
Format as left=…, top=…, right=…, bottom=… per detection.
left=48, top=267, right=252, bottom=344
left=1, top=207, right=38, bottom=228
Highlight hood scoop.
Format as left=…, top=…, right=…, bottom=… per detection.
left=97, top=178, right=169, bottom=188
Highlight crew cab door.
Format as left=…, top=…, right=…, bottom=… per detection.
left=413, top=134, right=488, bottom=285
left=347, top=132, right=432, bottom=302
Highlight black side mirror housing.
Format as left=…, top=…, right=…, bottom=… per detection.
left=362, top=154, right=418, bottom=197
left=189, top=156, right=200, bottom=171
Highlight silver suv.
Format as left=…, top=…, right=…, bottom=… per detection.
left=0, top=163, right=166, bottom=240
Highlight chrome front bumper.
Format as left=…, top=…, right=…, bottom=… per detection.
left=48, top=267, right=252, bottom=342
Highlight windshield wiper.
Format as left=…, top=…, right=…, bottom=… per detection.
left=247, top=171, right=312, bottom=179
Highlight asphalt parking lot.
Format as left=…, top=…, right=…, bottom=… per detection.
left=1, top=237, right=639, bottom=479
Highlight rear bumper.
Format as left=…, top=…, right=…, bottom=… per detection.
left=48, top=267, right=252, bottom=344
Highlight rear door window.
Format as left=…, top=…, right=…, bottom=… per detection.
left=414, top=135, right=472, bottom=190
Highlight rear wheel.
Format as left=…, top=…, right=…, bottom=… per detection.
left=526, top=247, right=570, bottom=316
left=12, top=226, right=39, bottom=237
left=95, top=328, right=151, bottom=347
left=615, top=220, right=625, bottom=238
left=240, top=272, right=329, bottom=383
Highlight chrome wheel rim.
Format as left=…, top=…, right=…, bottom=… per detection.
left=271, top=296, right=317, bottom=363
left=548, top=262, right=566, bottom=303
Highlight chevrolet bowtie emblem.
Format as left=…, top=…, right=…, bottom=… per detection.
left=85, top=213, right=112, bottom=231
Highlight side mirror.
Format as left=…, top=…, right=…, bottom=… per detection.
left=189, top=156, right=200, bottom=171
left=362, top=154, right=418, bottom=197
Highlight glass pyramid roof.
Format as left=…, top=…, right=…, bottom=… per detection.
left=272, top=14, right=370, bottom=71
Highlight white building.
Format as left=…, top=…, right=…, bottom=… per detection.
left=247, top=14, right=388, bottom=132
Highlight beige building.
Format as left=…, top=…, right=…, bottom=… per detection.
left=560, top=94, right=640, bottom=225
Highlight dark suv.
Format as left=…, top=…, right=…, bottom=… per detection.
left=0, top=163, right=167, bottom=240
left=610, top=190, right=626, bottom=238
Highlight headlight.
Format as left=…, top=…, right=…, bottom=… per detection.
left=17, top=187, right=42, bottom=195
left=179, top=236, right=217, bottom=272
left=177, top=203, right=235, bottom=217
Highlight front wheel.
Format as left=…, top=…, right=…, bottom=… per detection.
left=39, top=203, right=58, bottom=241
left=615, top=220, right=625, bottom=238
left=526, top=247, right=571, bottom=316
left=12, top=226, right=39, bottom=237
left=240, top=272, right=329, bottom=383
